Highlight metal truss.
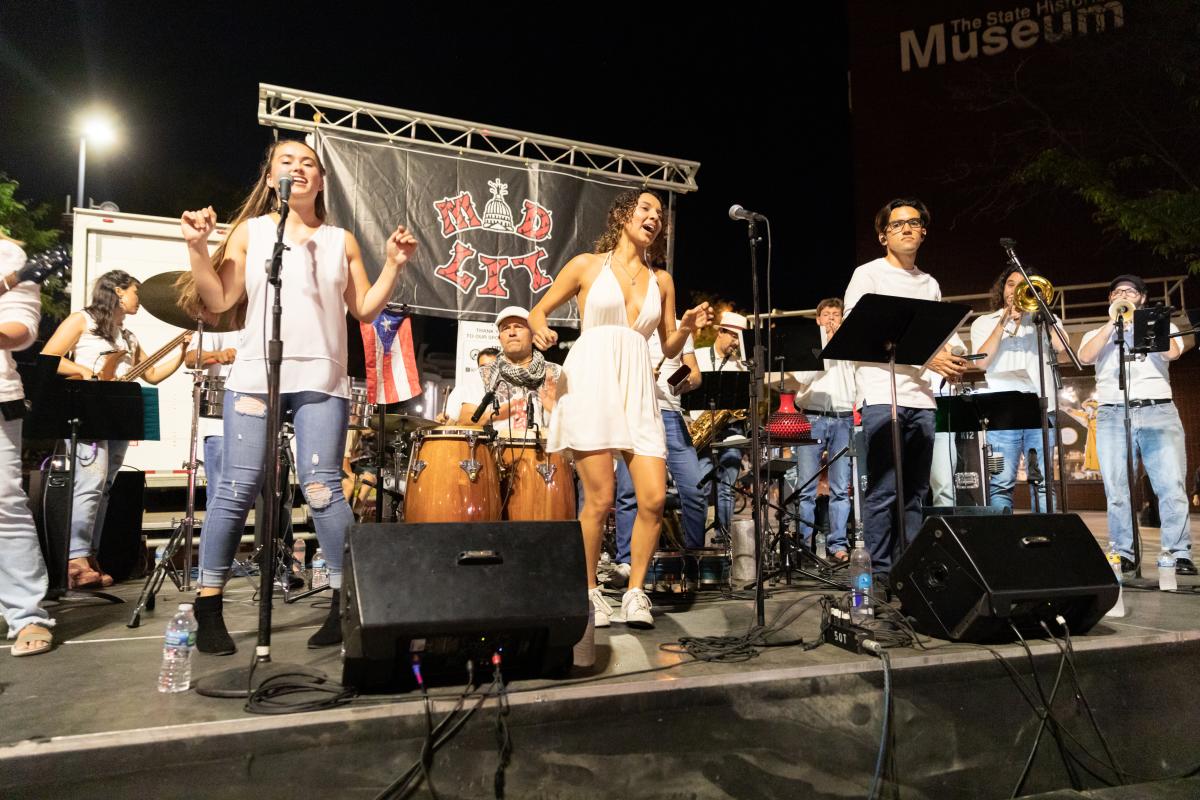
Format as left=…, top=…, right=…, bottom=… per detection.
left=257, top=84, right=700, bottom=193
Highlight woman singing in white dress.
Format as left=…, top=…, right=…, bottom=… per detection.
left=529, top=190, right=711, bottom=631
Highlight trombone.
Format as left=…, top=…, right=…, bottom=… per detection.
left=1108, top=298, right=1136, bottom=324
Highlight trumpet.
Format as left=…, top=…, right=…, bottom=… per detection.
left=1014, top=274, right=1055, bottom=313
left=1109, top=298, right=1135, bottom=324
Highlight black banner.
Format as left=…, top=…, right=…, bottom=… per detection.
left=319, top=132, right=646, bottom=325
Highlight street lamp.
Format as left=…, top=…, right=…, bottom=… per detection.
left=77, top=113, right=117, bottom=210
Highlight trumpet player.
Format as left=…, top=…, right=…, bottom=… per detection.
left=1078, top=275, right=1195, bottom=576
left=970, top=265, right=1069, bottom=512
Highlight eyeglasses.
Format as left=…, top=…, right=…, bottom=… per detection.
left=1110, top=287, right=1141, bottom=297
left=884, top=218, right=926, bottom=233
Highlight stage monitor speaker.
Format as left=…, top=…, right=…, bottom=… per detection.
left=342, top=520, right=588, bottom=693
left=97, top=471, right=146, bottom=583
left=29, top=467, right=146, bottom=595
left=891, top=514, right=1118, bottom=643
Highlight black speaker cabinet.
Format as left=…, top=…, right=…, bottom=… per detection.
left=29, top=467, right=146, bottom=596
left=891, top=514, right=1119, bottom=643
left=342, top=521, right=588, bottom=693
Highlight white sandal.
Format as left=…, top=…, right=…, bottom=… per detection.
left=12, top=624, right=53, bottom=657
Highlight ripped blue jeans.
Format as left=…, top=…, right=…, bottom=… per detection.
left=198, top=390, right=350, bottom=588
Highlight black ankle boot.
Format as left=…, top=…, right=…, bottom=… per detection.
left=194, top=594, right=236, bottom=655
left=307, top=589, right=342, bottom=649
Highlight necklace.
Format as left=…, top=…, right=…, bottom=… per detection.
left=614, top=256, right=643, bottom=286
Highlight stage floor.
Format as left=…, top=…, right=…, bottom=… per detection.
left=3, top=511, right=1199, bottom=798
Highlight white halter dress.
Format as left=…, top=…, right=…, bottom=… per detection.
left=547, top=253, right=666, bottom=459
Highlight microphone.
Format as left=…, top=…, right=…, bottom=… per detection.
left=1027, top=448, right=1042, bottom=484
left=998, top=237, right=1017, bottom=249
left=471, top=366, right=503, bottom=423
left=985, top=444, right=1005, bottom=476
left=277, top=175, right=293, bottom=203
left=940, top=345, right=967, bottom=391
left=728, top=204, right=766, bottom=222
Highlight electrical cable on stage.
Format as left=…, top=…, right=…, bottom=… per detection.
left=1009, top=624, right=1073, bottom=798
left=1011, top=622, right=1082, bottom=790
left=660, top=591, right=831, bottom=663
left=859, top=641, right=894, bottom=800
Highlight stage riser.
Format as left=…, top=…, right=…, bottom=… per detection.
left=4, top=639, right=1198, bottom=799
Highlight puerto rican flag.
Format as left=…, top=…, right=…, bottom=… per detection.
left=361, top=308, right=422, bottom=404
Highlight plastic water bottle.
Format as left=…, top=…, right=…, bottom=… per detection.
left=292, top=538, right=307, bottom=576
left=1105, top=546, right=1126, bottom=617
left=311, top=547, right=329, bottom=589
left=154, top=544, right=165, bottom=570
left=816, top=532, right=828, bottom=560
left=1158, top=551, right=1178, bottom=592
left=157, top=603, right=198, bottom=693
left=848, top=546, right=874, bottom=624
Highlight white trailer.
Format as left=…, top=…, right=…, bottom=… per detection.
left=70, top=208, right=227, bottom=485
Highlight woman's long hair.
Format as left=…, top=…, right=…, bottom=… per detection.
left=175, top=138, right=327, bottom=327
left=84, top=270, right=139, bottom=346
left=592, top=189, right=668, bottom=267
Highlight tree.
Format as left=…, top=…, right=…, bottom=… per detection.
left=941, top=1, right=1200, bottom=272
left=0, top=173, right=68, bottom=319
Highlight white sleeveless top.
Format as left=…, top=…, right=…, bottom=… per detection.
left=73, top=311, right=139, bottom=380
left=226, top=215, right=351, bottom=398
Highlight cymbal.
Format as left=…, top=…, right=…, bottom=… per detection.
left=138, top=270, right=240, bottom=332
left=354, top=413, right=438, bottom=436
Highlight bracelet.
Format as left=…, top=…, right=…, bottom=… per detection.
left=2, top=273, right=14, bottom=291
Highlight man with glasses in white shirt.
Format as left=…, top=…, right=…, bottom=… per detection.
left=843, top=198, right=967, bottom=587
left=1078, top=274, right=1195, bottom=576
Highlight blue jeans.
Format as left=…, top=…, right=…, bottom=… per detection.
left=1, top=418, right=54, bottom=637
left=615, top=410, right=707, bottom=560
left=987, top=416, right=1057, bottom=512
left=929, top=432, right=957, bottom=507
left=860, top=404, right=935, bottom=581
left=199, top=391, right=350, bottom=588
left=69, top=439, right=129, bottom=558
left=698, top=424, right=744, bottom=533
left=1096, top=402, right=1192, bottom=563
left=203, top=434, right=224, bottom=493
left=786, top=414, right=851, bottom=554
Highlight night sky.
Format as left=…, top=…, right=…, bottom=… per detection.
left=0, top=3, right=853, bottom=316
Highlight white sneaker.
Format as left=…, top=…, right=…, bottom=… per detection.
left=589, top=586, right=611, bottom=628
left=608, top=562, right=632, bottom=589
left=621, top=588, right=654, bottom=629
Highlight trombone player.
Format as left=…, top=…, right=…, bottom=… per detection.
left=970, top=265, right=1069, bottom=512
left=1078, top=275, right=1196, bottom=576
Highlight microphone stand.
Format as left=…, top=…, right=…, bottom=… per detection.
left=735, top=216, right=768, bottom=627
left=197, top=193, right=325, bottom=698
left=999, top=239, right=1081, bottom=513
left=1114, top=312, right=1143, bottom=578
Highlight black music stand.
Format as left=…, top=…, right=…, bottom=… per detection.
left=24, top=356, right=144, bottom=604
left=936, top=391, right=1047, bottom=508
left=822, top=293, right=970, bottom=557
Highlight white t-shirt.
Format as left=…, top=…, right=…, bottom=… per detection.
left=186, top=330, right=239, bottom=440
left=843, top=257, right=944, bottom=409
left=969, top=309, right=1059, bottom=396
left=791, top=326, right=857, bottom=413
left=695, top=343, right=747, bottom=373
left=462, top=360, right=562, bottom=437
left=1080, top=322, right=1179, bottom=403
left=0, top=240, right=41, bottom=403
left=647, top=325, right=695, bottom=414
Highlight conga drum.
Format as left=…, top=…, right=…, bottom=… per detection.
left=404, top=426, right=501, bottom=522
left=494, top=434, right=576, bottom=521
